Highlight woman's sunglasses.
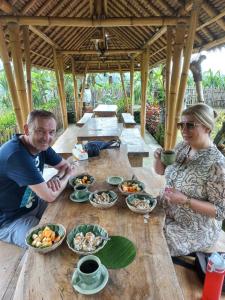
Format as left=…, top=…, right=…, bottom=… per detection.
left=177, top=122, right=201, bottom=130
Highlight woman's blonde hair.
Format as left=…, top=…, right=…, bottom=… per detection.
left=182, top=103, right=217, bottom=131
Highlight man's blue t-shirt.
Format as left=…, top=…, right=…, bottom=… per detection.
left=0, top=135, right=62, bottom=226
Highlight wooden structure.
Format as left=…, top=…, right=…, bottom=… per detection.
left=121, top=113, right=136, bottom=128
left=0, top=0, right=225, bottom=143
left=13, top=147, right=184, bottom=300
left=93, top=104, right=118, bottom=117
left=76, top=112, right=93, bottom=127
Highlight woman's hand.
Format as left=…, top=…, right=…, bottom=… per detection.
left=154, top=148, right=162, bottom=160
left=153, top=148, right=165, bottom=175
left=163, top=188, right=187, bottom=206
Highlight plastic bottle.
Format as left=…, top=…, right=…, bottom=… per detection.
left=202, top=252, right=225, bottom=300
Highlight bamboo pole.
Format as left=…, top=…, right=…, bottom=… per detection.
left=22, top=25, right=32, bottom=112
left=57, top=54, right=68, bottom=128
left=164, top=26, right=173, bottom=148
left=7, top=22, right=29, bottom=123
left=118, top=63, right=128, bottom=111
left=165, top=23, right=186, bottom=150
left=71, top=57, right=79, bottom=123
left=0, top=25, right=23, bottom=132
left=60, top=49, right=142, bottom=55
left=0, top=16, right=189, bottom=27
left=130, top=57, right=134, bottom=115
left=80, top=64, right=88, bottom=118
left=171, top=0, right=203, bottom=148
left=140, top=49, right=149, bottom=137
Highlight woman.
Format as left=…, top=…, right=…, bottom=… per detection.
left=154, top=103, right=225, bottom=256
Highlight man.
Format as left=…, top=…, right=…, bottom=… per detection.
left=0, top=110, right=75, bottom=248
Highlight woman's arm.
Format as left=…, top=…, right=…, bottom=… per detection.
left=153, top=148, right=166, bottom=175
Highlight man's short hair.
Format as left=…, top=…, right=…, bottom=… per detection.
left=27, top=110, right=57, bottom=126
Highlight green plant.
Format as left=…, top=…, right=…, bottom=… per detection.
left=154, top=123, right=165, bottom=147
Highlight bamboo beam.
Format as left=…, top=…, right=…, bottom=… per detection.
left=0, top=25, right=23, bottom=132
left=57, top=54, right=68, bottom=129
left=8, top=22, right=29, bottom=122
left=60, top=49, right=142, bottom=55
left=0, top=0, right=13, bottom=13
left=76, top=59, right=133, bottom=64
left=21, top=0, right=36, bottom=14
left=194, top=35, right=225, bottom=52
left=29, top=25, right=60, bottom=48
left=0, top=16, right=189, bottom=27
left=171, top=0, right=203, bottom=149
left=202, top=1, right=225, bottom=31
left=71, top=57, right=79, bottom=122
left=80, top=65, right=88, bottom=118
left=130, top=57, right=134, bottom=115
left=90, top=0, right=94, bottom=16
left=165, top=23, right=186, bottom=150
left=118, top=63, right=128, bottom=111
left=197, top=9, right=225, bottom=32
left=164, top=26, right=173, bottom=148
left=22, top=25, right=32, bottom=113
left=140, top=49, right=149, bottom=137
left=143, top=27, right=167, bottom=49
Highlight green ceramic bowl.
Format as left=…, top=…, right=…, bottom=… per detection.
left=118, top=180, right=145, bottom=195
left=25, top=223, right=66, bottom=254
left=107, top=176, right=124, bottom=186
left=67, top=224, right=108, bottom=255
left=69, top=173, right=95, bottom=188
left=89, top=190, right=118, bottom=209
left=126, top=193, right=157, bottom=214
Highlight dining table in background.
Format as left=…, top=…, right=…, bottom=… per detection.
left=76, top=117, right=123, bottom=143
left=13, top=146, right=183, bottom=300
left=93, top=104, right=118, bottom=117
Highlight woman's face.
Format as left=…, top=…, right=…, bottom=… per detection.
left=179, top=114, right=210, bottom=147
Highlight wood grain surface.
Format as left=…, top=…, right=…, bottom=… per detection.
left=93, top=105, right=117, bottom=117
left=14, top=147, right=183, bottom=300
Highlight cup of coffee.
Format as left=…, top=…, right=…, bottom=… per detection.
left=76, top=255, right=102, bottom=287
left=161, top=150, right=176, bottom=166
left=74, top=184, right=88, bottom=198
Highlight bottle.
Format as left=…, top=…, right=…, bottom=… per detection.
left=202, top=252, right=225, bottom=300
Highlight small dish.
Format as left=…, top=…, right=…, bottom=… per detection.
left=69, top=173, right=95, bottom=188
left=72, top=264, right=109, bottom=295
left=25, top=223, right=66, bottom=253
left=118, top=179, right=145, bottom=195
left=126, top=193, right=157, bottom=214
left=107, top=176, right=123, bottom=186
left=67, top=224, right=108, bottom=255
left=89, top=190, right=118, bottom=209
left=70, top=191, right=90, bottom=203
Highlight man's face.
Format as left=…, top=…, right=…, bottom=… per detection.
left=25, top=117, right=57, bottom=152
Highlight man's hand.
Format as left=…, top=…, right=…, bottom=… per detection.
left=47, top=176, right=61, bottom=192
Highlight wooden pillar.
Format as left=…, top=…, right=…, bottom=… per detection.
left=80, top=64, right=88, bottom=117
left=164, top=26, right=173, bottom=148
left=53, top=49, right=67, bottom=129
left=0, top=25, right=23, bottom=132
left=7, top=22, right=29, bottom=122
left=119, top=63, right=128, bottom=111
left=171, top=0, right=203, bottom=148
left=140, top=49, right=149, bottom=137
left=71, top=57, right=79, bottom=122
left=130, top=57, right=134, bottom=115
left=57, top=54, right=68, bottom=128
left=22, top=25, right=32, bottom=113
left=165, top=23, right=186, bottom=150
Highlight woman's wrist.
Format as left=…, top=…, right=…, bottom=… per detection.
left=182, top=196, right=192, bottom=208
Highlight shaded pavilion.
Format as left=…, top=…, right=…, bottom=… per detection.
left=0, top=0, right=225, bottom=149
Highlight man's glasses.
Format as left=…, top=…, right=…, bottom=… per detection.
left=177, top=122, right=201, bottom=130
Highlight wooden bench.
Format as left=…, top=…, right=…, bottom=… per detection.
left=121, top=113, right=136, bottom=128
left=0, top=241, right=26, bottom=300
left=120, top=128, right=149, bottom=167
left=76, top=112, right=93, bottom=127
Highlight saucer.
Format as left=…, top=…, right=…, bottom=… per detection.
left=72, top=265, right=109, bottom=295
left=70, top=192, right=90, bottom=203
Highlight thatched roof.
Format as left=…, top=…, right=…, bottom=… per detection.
left=0, top=0, right=225, bottom=74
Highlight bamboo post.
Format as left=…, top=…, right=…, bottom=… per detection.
left=130, top=57, right=134, bottom=115
left=118, top=63, right=128, bottom=111
left=0, top=25, right=23, bottom=132
left=164, top=26, right=173, bottom=148
left=165, top=23, right=186, bottom=150
left=57, top=54, right=68, bottom=128
left=140, top=49, right=149, bottom=137
left=80, top=64, right=88, bottom=118
left=7, top=22, right=29, bottom=122
left=53, top=49, right=67, bottom=129
left=171, top=0, right=203, bottom=148
left=22, top=25, right=32, bottom=113
left=71, top=57, right=79, bottom=123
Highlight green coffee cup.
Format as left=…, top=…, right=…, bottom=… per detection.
left=161, top=150, right=176, bottom=166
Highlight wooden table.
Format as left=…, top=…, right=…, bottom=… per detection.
left=77, top=117, right=123, bottom=143
left=14, top=147, right=183, bottom=300
left=93, top=105, right=117, bottom=117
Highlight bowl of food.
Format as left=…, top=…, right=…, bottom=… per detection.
left=25, top=223, right=66, bottom=253
left=67, top=224, right=108, bottom=255
left=89, top=190, right=118, bottom=209
left=69, top=173, right=95, bottom=188
left=107, top=176, right=124, bottom=186
left=118, top=179, right=145, bottom=195
left=126, top=193, right=157, bottom=214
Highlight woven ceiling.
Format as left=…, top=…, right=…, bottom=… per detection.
left=0, top=0, right=225, bottom=74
